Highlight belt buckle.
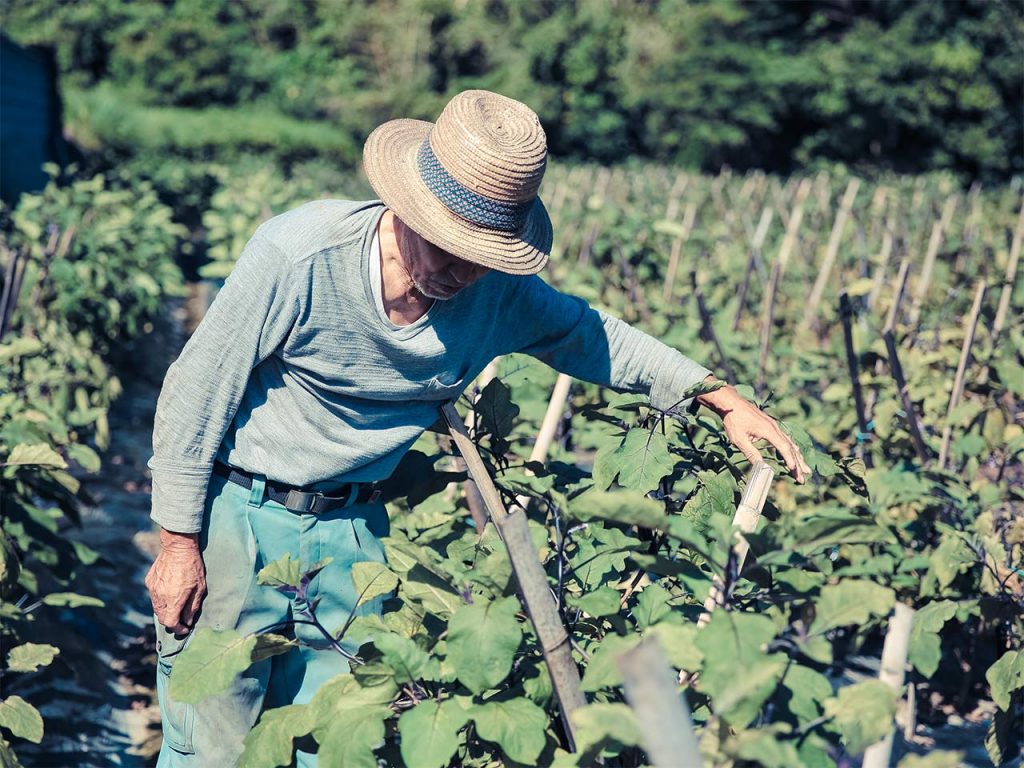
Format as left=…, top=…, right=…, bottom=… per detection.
left=284, top=489, right=319, bottom=514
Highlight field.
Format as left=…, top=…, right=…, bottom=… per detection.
left=1, top=161, right=1022, bottom=767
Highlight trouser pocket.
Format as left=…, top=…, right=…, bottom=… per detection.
left=154, top=619, right=196, bottom=755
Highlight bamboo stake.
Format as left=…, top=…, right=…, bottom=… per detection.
left=883, top=330, right=930, bottom=463
left=992, top=197, right=1024, bottom=344
left=757, top=261, right=781, bottom=395
left=908, top=195, right=958, bottom=328
left=442, top=402, right=587, bottom=751
left=662, top=202, right=697, bottom=302
left=862, top=603, right=915, bottom=768
left=802, top=179, right=861, bottom=330
left=459, top=361, right=499, bottom=530
left=777, top=180, right=812, bottom=278
left=732, top=206, right=774, bottom=332
left=617, top=637, right=703, bottom=768
left=691, top=270, right=738, bottom=384
left=867, top=210, right=896, bottom=313
left=937, top=281, right=986, bottom=469
left=698, top=463, right=774, bottom=628
left=839, top=292, right=873, bottom=468
left=530, top=374, right=573, bottom=464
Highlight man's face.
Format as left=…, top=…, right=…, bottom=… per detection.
left=395, top=218, right=490, bottom=300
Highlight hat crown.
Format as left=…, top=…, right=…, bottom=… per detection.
left=428, top=90, right=547, bottom=204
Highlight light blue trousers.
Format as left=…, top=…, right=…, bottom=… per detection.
left=154, top=472, right=390, bottom=767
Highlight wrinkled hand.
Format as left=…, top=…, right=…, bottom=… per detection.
left=145, top=528, right=207, bottom=634
left=696, top=377, right=812, bottom=483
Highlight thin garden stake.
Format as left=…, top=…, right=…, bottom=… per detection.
left=690, top=270, right=738, bottom=384
left=617, top=637, right=703, bottom=768
left=777, top=179, right=812, bottom=278
left=938, top=281, right=986, bottom=469
left=530, top=373, right=573, bottom=464
left=867, top=210, right=896, bottom=313
left=441, top=402, right=587, bottom=752
left=883, top=331, right=929, bottom=463
left=862, top=603, right=915, bottom=768
left=907, top=195, right=958, bottom=328
left=884, top=257, right=912, bottom=334
left=732, top=206, right=774, bottom=332
left=0, top=246, right=26, bottom=340
left=802, top=178, right=861, bottom=331
left=992, top=197, right=1024, bottom=344
left=662, top=202, right=697, bottom=301
left=757, top=261, right=781, bottom=395
left=839, top=291, right=873, bottom=468
left=698, top=462, right=774, bottom=628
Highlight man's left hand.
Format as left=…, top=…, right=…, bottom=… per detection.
left=695, top=376, right=812, bottom=484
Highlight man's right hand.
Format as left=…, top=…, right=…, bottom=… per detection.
left=145, top=528, right=207, bottom=635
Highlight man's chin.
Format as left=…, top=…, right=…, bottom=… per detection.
left=415, top=282, right=460, bottom=301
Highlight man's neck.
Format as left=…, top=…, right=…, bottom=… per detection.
left=377, top=211, right=433, bottom=326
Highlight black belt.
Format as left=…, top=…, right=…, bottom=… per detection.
left=213, top=463, right=380, bottom=514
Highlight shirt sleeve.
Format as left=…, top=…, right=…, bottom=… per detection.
left=148, top=233, right=301, bottom=533
left=502, top=275, right=713, bottom=411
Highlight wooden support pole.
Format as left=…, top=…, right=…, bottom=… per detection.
left=777, top=179, right=812, bottom=278
left=530, top=373, right=573, bottom=465
left=867, top=210, right=896, bottom=313
left=617, top=637, right=703, bottom=768
left=802, top=178, right=861, bottom=331
left=691, top=270, right=738, bottom=384
left=662, top=202, right=697, bottom=302
left=757, top=261, right=781, bottom=395
left=442, top=402, right=587, bottom=752
left=732, top=206, right=774, bottom=332
left=908, top=195, right=958, bottom=328
left=992, top=197, right=1024, bottom=344
left=862, top=603, right=915, bottom=768
left=460, top=361, right=499, bottom=530
left=937, top=281, right=986, bottom=469
left=884, top=258, right=912, bottom=334
left=839, top=291, right=873, bottom=468
left=698, top=463, right=774, bottom=628
left=883, top=330, right=930, bottom=464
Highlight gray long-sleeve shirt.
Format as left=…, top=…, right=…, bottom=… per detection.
left=148, top=200, right=712, bottom=532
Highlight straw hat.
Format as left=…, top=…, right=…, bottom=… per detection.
left=363, top=90, right=552, bottom=275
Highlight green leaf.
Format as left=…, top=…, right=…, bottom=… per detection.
left=446, top=596, right=523, bottom=694
left=908, top=600, right=956, bottom=677
left=593, top=428, right=675, bottom=492
left=779, top=665, right=833, bottom=723
left=696, top=612, right=786, bottom=726
left=644, top=623, right=703, bottom=671
left=566, top=586, right=622, bottom=618
left=238, top=704, right=313, bottom=768
left=372, top=633, right=434, bottom=685
left=169, top=630, right=294, bottom=703
left=309, top=675, right=396, bottom=768
left=400, top=565, right=464, bottom=617
left=682, top=469, right=737, bottom=524
left=732, top=728, right=804, bottom=768
left=632, top=582, right=675, bottom=630
left=581, top=634, right=640, bottom=692
left=0, top=337, right=44, bottom=362
left=986, top=650, right=1023, bottom=711
left=810, top=581, right=895, bottom=635
left=571, top=702, right=643, bottom=755
left=66, top=443, right=101, bottom=473
left=0, top=696, right=43, bottom=743
left=6, top=644, right=59, bottom=674
left=985, top=705, right=1022, bottom=767
left=897, top=751, right=966, bottom=768
left=42, top=592, right=104, bottom=608
left=398, top=699, right=467, bottom=768
left=475, top=379, right=520, bottom=441
left=471, top=697, right=548, bottom=764
left=568, top=489, right=665, bottom=529
left=4, top=443, right=66, bottom=469
left=351, top=561, right=399, bottom=606
left=257, top=554, right=332, bottom=592
left=824, top=680, right=897, bottom=754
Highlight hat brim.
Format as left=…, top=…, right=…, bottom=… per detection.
left=362, top=119, right=552, bottom=276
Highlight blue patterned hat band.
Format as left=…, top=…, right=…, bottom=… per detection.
left=416, top=137, right=531, bottom=232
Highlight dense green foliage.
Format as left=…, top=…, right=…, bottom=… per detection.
left=0, top=171, right=185, bottom=763
left=2, top=0, right=1021, bottom=179
left=164, top=164, right=1022, bottom=766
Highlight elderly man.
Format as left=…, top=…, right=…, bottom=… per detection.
left=145, top=90, right=809, bottom=766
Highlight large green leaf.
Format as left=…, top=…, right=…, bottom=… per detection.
left=5, top=643, right=59, bottom=673
left=398, top=699, right=468, bottom=768
left=309, top=674, right=397, bottom=768
left=581, top=634, right=640, bottom=692
left=571, top=702, right=643, bottom=755
left=41, top=592, right=104, bottom=608
left=644, top=623, right=703, bottom=670
left=809, top=581, right=895, bottom=635
left=446, top=596, right=523, bottom=694
left=238, top=704, right=313, bottom=768
left=568, top=489, right=665, bottom=529
left=372, top=632, right=435, bottom=685
left=780, top=664, right=834, bottom=723
left=908, top=600, right=956, bottom=676
left=470, top=697, right=548, bottom=765
left=696, top=612, right=786, bottom=726
left=593, top=428, right=675, bottom=492
left=824, top=680, right=897, bottom=754
left=986, top=649, right=1023, bottom=711
left=682, top=469, right=737, bottom=524
left=169, top=630, right=294, bottom=703
left=351, top=561, right=399, bottom=606
left=0, top=697, right=43, bottom=743
left=4, top=444, right=66, bottom=469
